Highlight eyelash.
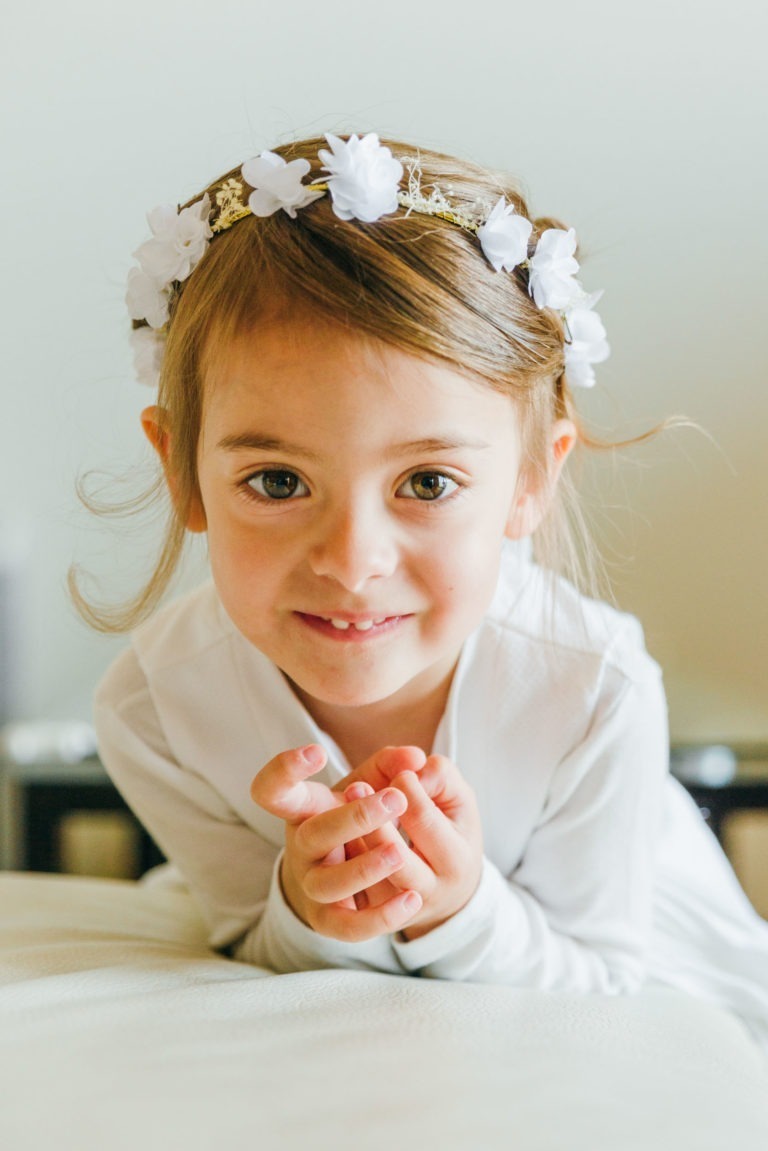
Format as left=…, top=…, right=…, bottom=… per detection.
left=241, top=469, right=463, bottom=505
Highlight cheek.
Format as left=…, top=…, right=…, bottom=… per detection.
left=423, top=528, right=505, bottom=619
left=204, top=501, right=265, bottom=590
left=207, top=506, right=305, bottom=608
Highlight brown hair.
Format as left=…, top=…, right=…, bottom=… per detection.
left=70, top=135, right=631, bottom=632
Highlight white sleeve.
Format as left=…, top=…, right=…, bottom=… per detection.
left=94, top=649, right=403, bottom=975
left=391, top=661, right=669, bottom=993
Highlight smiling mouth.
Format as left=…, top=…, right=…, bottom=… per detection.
left=296, top=613, right=409, bottom=638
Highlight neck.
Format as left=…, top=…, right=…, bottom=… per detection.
left=289, top=670, right=456, bottom=768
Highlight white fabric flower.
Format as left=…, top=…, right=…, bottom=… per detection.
left=125, top=267, right=171, bottom=330
left=563, top=301, right=610, bottom=388
left=134, top=194, right=213, bottom=286
left=130, top=327, right=165, bottom=388
left=318, top=133, right=403, bottom=223
left=528, top=227, right=581, bottom=310
left=477, top=198, right=532, bottom=272
left=241, top=152, right=325, bottom=218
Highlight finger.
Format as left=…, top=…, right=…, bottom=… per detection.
left=343, top=781, right=375, bottom=803
left=250, top=745, right=338, bottom=825
left=295, top=786, right=408, bottom=860
left=344, top=782, right=403, bottom=906
left=419, top=756, right=481, bottom=835
left=303, top=840, right=406, bottom=904
left=314, top=890, right=423, bottom=943
left=342, top=790, right=375, bottom=911
left=344, top=837, right=370, bottom=909
left=280, top=840, right=356, bottom=919
left=334, top=745, right=428, bottom=795
left=391, top=770, right=465, bottom=874
left=417, top=755, right=467, bottom=808
left=344, top=781, right=394, bottom=851
left=344, top=780, right=403, bottom=844
left=342, top=780, right=433, bottom=897
left=342, top=779, right=434, bottom=893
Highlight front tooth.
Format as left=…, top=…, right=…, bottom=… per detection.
left=330, top=618, right=351, bottom=630
left=353, top=620, right=374, bottom=631
left=373, top=618, right=386, bottom=625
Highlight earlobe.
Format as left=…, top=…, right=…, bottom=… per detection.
left=504, top=419, right=577, bottom=541
left=140, top=406, right=207, bottom=534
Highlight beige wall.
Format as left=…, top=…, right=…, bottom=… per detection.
left=725, top=814, right=768, bottom=917
left=2, top=0, right=766, bottom=744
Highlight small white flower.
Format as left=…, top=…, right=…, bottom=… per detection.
left=125, top=266, right=171, bottom=329
left=241, top=152, right=325, bottom=218
left=477, top=197, right=533, bottom=272
left=528, top=227, right=581, bottom=310
left=318, top=133, right=403, bottom=223
left=134, top=194, right=213, bottom=286
left=130, top=327, right=165, bottom=388
left=563, top=302, right=610, bottom=388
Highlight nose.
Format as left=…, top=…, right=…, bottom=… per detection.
left=307, top=497, right=398, bottom=591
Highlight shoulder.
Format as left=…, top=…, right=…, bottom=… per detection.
left=483, top=544, right=660, bottom=689
left=94, top=581, right=237, bottom=715
left=131, top=580, right=236, bottom=671
left=449, top=549, right=668, bottom=852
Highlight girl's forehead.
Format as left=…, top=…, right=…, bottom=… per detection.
left=205, top=315, right=511, bottom=407
left=200, top=319, right=520, bottom=450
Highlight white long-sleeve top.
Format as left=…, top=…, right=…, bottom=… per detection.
left=95, top=549, right=674, bottom=992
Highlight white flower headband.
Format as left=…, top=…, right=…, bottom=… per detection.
left=126, top=133, right=609, bottom=389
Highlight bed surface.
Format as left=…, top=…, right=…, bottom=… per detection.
left=1, top=872, right=767, bottom=1150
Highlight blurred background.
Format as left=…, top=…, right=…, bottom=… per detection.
left=1, top=1, right=766, bottom=888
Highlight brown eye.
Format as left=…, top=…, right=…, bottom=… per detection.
left=398, top=472, right=457, bottom=501
left=247, top=470, right=307, bottom=500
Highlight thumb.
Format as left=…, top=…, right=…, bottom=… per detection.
left=251, top=744, right=338, bottom=824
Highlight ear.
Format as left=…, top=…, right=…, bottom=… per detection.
left=141, top=406, right=207, bottom=533
left=505, top=419, right=576, bottom=541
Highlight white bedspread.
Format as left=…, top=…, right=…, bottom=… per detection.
left=1, top=873, right=767, bottom=1150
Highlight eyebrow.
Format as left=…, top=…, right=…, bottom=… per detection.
left=216, top=433, right=322, bottom=459
left=216, top=433, right=492, bottom=457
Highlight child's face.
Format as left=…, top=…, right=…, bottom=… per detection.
left=190, top=312, right=531, bottom=717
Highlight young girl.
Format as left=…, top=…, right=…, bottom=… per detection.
left=80, top=132, right=768, bottom=1053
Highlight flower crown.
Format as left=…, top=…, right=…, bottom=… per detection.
left=127, top=133, right=609, bottom=389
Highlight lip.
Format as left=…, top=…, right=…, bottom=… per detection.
left=295, top=612, right=411, bottom=641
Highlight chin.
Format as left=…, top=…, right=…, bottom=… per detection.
left=285, top=665, right=413, bottom=711
left=299, top=680, right=398, bottom=710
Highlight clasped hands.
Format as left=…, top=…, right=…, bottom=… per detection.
left=250, top=744, right=483, bottom=943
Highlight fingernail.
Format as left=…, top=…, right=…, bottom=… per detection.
left=345, top=782, right=373, bottom=801
left=380, top=788, right=404, bottom=813
left=300, top=744, right=325, bottom=767
left=402, top=891, right=421, bottom=914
